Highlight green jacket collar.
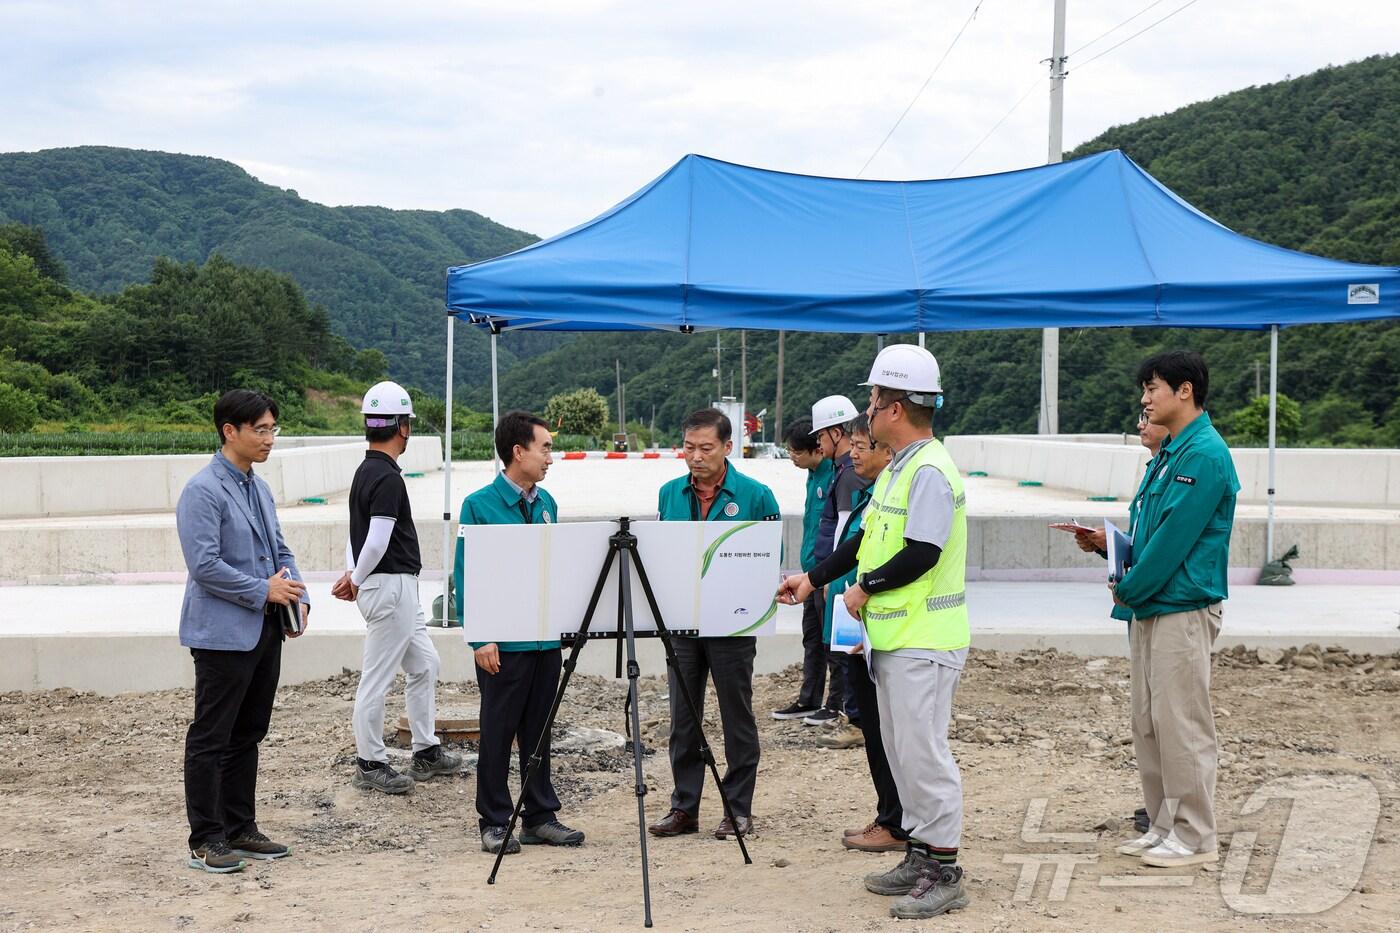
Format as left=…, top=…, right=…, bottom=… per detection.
left=1160, top=411, right=1213, bottom=458
left=491, top=471, right=538, bottom=508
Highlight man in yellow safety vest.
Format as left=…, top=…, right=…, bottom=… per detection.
left=778, top=343, right=970, bottom=921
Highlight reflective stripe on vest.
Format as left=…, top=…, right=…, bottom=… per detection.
left=855, top=439, right=970, bottom=652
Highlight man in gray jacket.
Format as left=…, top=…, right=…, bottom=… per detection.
left=177, top=389, right=309, bottom=874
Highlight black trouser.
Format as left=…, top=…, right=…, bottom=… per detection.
left=185, top=617, right=283, bottom=849
left=475, top=648, right=563, bottom=831
left=829, top=651, right=860, bottom=723
left=668, top=636, right=759, bottom=818
left=797, top=592, right=826, bottom=709
left=848, top=653, right=905, bottom=838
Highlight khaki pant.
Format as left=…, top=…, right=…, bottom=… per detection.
left=1130, top=604, right=1222, bottom=851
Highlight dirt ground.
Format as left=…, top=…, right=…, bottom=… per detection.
left=2, top=644, right=1398, bottom=933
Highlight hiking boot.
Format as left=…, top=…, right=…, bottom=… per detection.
left=228, top=829, right=292, bottom=860
left=772, top=701, right=821, bottom=720
left=843, top=823, right=905, bottom=853
left=816, top=723, right=865, bottom=749
left=803, top=708, right=840, bottom=727
left=1141, top=833, right=1218, bottom=868
left=408, top=745, right=463, bottom=781
left=521, top=818, right=585, bottom=846
left=188, top=840, right=246, bottom=874
left=481, top=825, right=521, bottom=855
left=864, top=844, right=932, bottom=896
left=890, top=865, right=970, bottom=919
left=352, top=759, right=413, bottom=795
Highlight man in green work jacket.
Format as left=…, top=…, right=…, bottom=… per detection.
left=454, top=410, right=584, bottom=856
left=770, top=417, right=836, bottom=722
left=648, top=407, right=781, bottom=841
left=1110, top=351, right=1239, bottom=870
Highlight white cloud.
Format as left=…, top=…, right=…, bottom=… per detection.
left=2, top=0, right=1399, bottom=236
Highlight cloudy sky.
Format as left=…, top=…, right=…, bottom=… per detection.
left=3, top=1, right=1398, bottom=237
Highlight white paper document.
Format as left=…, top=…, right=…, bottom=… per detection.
left=460, top=520, right=783, bottom=642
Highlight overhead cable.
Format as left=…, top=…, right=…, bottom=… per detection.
left=857, top=0, right=988, bottom=177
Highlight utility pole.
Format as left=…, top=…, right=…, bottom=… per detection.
left=714, top=334, right=723, bottom=403
left=1039, top=0, right=1067, bottom=435
left=741, top=330, right=748, bottom=443
left=775, top=330, right=785, bottom=440
left=615, top=359, right=623, bottom=430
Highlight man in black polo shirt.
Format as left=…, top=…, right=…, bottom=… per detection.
left=333, top=381, right=461, bottom=793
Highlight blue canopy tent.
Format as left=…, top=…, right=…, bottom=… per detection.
left=435, top=150, right=1400, bottom=615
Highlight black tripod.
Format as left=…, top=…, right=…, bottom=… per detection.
left=486, top=517, right=753, bottom=927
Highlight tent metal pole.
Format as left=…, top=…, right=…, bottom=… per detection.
left=918, top=333, right=925, bottom=349
left=440, top=314, right=456, bottom=626
left=491, top=331, right=501, bottom=476
left=1267, top=324, right=1278, bottom=562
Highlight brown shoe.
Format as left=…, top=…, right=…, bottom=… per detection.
left=843, top=823, right=905, bottom=852
left=714, top=814, right=752, bottom=839
left=816, top=724, right=865, bottom=749
left=648, top=809, right=699, bottom=837
left=845, top=819, right=877, bottom=838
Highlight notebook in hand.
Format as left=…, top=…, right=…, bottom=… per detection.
left=274, top=600, right=303, bottom=636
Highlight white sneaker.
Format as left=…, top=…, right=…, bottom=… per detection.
left=1114, top=831, right=1163, bottom=857
left=1140, top=833, right=1218, bottom=868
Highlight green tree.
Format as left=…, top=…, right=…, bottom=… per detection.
left=544, top=387, right=610, bottom=436
left=0, top=382, right=41, bottom=432
left=1228, top=394, right=1302, bottom=445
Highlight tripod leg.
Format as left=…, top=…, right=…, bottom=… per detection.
left=487, top=545, right=617, bottom=885
left=617, top=546, right=655, bottom=927
left=630, top=546, right=753, bottom=865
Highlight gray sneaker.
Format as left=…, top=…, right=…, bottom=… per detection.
left=481, top=826, right=521, bottom=855
left=352, top=760, right=413, bottom=795
left=521, top=818, right=585, bottom=846
left=408, top=746, right=463, bottom=781
left=890, top=864, right=970, bottom=919
left=864, top=844, right=932, bottom=896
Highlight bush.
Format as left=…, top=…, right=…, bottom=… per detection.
left=0, top=382, right=41, bottom=432
left=1227, top=393, right=1301, bottom=445
left=544, top=387, right=610, bottom=437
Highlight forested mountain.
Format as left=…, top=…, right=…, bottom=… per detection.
left=0, top=146, right=550, bottom=391
left=483, top=54, right=1400, bottom=446
left=3, top=54, right=1399, bottom=446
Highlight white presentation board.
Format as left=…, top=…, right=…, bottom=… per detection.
left=460, top=520, right=783, bottom=642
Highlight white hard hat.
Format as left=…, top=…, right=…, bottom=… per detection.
left=361, top=381, right=416, bottom=419
left=861, top=344, right=942, bottom=404
left=810, top=395, right=858, bottom=433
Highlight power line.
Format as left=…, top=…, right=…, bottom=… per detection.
left=858, top=0, right=988, bottom=177
left=1075, top=0, right=1205, bottom=71
left=942, top=0, right=1206, bottom=177
left=943, top=74, right=1041, bottom=177
left=1067, top=0, right=1170, bottom=59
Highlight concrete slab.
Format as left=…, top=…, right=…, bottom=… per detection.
left=3, top=580, right=1396, bottom=694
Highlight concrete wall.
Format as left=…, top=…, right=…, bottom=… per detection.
left=945, top=435, right=1400, bottom=508
left=0, top=437, right=443, bottom=519
left=7, top=512, right=1399, bottom=582
left=0, top=630, right=804, bottom=695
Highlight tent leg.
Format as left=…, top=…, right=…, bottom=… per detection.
left=918, top=333, right=925, bottom=349
left=491, top=331, right=501, bottom=475
left=440, top=315, right=456, bottom=626
left=1266, top=325, right=1278, bottom=563
left=1038, top=327, right=1059, bottom=435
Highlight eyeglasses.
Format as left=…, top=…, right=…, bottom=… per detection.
left=870, top=394, right=908, bottom=419
left=247, top=425, right=281, bottom=438
left=1134, top=410, right=1149, bottom=430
